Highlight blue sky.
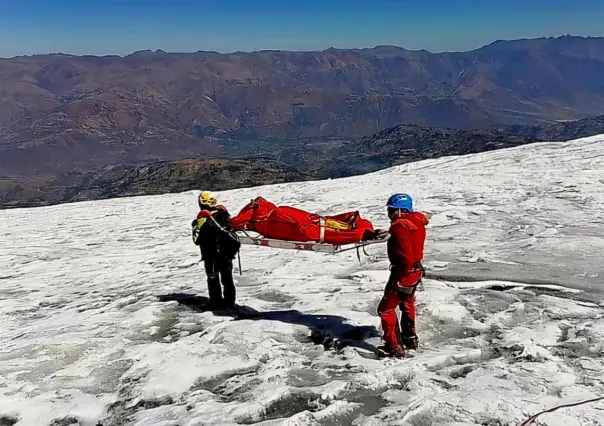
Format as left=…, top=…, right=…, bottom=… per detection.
left=1, top=0, right=603, bottom=57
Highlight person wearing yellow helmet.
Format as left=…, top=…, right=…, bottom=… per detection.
left=197, top=191, right=218, bottom=209
left=191, top=191, right=240, bottom=310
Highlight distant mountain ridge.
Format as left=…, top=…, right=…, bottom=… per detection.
left=503, top=114, right=604, bottom=141
left=2, top=35, right=604, bottom=180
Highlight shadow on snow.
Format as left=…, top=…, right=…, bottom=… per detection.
left=157, top=293, right=379, bottom=352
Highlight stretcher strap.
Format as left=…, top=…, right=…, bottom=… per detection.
left=319, top=217, right=326, bottom=243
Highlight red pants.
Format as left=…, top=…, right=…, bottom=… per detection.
left=377, top=283, right=417, bottom=348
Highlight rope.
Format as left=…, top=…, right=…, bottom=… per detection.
left=519, top=396, right=604, bottom=426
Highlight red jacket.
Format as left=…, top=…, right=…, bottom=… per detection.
left=387, top=211, right=429, bottom=286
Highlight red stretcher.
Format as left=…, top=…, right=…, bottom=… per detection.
left=228, top=197, right=389, bottom=260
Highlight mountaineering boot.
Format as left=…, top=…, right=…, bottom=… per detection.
left=400, top=335, right=419, bottom=350
left=375, top=344, right=405, bottom=358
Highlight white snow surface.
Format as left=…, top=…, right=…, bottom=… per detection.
left=1, top=134, right=604, bottom=426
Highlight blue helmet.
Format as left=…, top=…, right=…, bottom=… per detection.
left=387, top=193, right=413, bottom=212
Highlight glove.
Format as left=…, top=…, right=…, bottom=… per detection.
left=197, top=210, right=212, bottom=218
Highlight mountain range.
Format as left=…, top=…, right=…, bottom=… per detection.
left=2, top=35, right=604, bottom=207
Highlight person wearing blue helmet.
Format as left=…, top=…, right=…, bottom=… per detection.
left=376, top=193, right=429, bottom=358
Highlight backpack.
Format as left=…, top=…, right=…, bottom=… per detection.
left=218, top=227, right=241, bottom=259
left=192, top=214, right=241, bottom=259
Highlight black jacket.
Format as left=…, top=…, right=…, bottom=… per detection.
left=192, top=206, right=240, bottom=260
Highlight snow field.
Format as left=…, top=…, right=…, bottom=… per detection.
left=1, top=134, right=603, bottom=425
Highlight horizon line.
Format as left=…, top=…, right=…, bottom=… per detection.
left=2, top=34, right=601, bottom=60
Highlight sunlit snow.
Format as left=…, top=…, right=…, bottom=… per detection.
left=1, top=135, right=604, bottom=425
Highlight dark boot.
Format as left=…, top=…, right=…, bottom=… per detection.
left=376, top=344, right=405, bottom=358
left=400, top=335, right=419, bottom=350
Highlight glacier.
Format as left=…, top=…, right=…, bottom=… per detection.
left=1, top=134, right=603, bottom=425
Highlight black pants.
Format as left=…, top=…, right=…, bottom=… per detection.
left=203, top=256, right=236, bottom=308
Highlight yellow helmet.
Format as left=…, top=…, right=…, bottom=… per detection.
left=198, top=191, right=218, bottom=208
